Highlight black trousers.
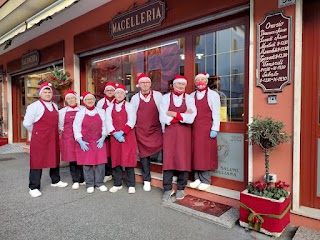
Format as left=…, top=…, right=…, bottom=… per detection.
left=69, top=161, right=84, bottom=183
left=105, top=157, right=112, bottom=176
left=140, top=157, right=151, bottom=182
left=29, top=167, right=60, bottom=190
left=163, top=170, right=188, bottom=191
left=112, top=166, right=135, bottom=187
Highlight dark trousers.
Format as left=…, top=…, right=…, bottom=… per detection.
left=140, top=157, right=151, bottom=182
left=112, top=166, right=135, bottom=187
left=29, top=167, right=60, bottom=190
left=83, top=164, right=105, bottom=188
left=69, top=161, right=84, bottom=183
left=194, top=170, right=211, bottom=184
left=163, top=170, right=188, bottom=191
left=105, top=157, right=112, bottom=176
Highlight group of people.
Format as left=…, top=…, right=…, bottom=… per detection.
left=23, top=72, right=220, bottom=202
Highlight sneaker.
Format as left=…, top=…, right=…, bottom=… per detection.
left=189, top=179, right=201, bottom=189
left=29, top=189, right=42, bottom=198
left=103, top=175, right=113, bottom=183
left=198, top=183, right=210, bottom=191
left=51, top=181, right=68, bottom=188
left=72, top=182, right=80, bottom=190
left=162, top=190, right=174, bottom=202
left=109, top=186, right=123, bottom=193
left=128, top=187, right=136, bottom=194
left=96, top=185, right=108, bottom=192
left=172, top=176, right=178, bottom=182
left=80, top=182, right=86, bottom=186
left=176, top=190, right=185, bottom=200
left=143, top=181, right=151, bottom=192
left=87, top=187, right=94, bottom=194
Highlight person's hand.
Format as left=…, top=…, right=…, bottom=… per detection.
left=166, top=111, right=176, bottom=117
left=96, top=135, right=106, bottom=149
left=113, top=131, right=125, bottom=142
left=118, top=135, right=125, bottom=143
left=77, top=139, right=89, bottom=151
left=210, top=130, right=218, bottom=138
left=184, top=109, right=193, bottom=114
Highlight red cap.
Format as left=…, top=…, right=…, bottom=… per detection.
left=104, top=82, right=116, bottom=93
left=80, top=91, right=95, bottom=101
left=39, top=82, right=52, bottom=95
left=173, top=74, right=187, bottom=84
left=195, top=72, right=209, bottom=81
left=136, top=73, right=151, bottom=87
left=64, top=90, right=77, bottom=100
left=114, top=83, right=128, bottom=94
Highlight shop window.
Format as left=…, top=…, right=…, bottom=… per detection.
left=89, top=39, right=185, bottom=101
left=195, top=25, right=245, bottom=122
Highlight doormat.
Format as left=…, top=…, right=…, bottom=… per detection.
left=175, top=195, right=231, bottom=217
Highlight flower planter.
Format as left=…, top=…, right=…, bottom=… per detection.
left=239, top=189, right=291, bottom=237
left=0, top=137, right=8, bottom=146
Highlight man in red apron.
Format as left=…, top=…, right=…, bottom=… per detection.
left=73, top=92, right=108, bottom=194
left=23, top=82, right=68, bottom=198
left=96, top=81, right=116, bottom=183
left=190, top=73, right=220, bottom=191
left=106, top=83, right=138, bottom=194
left=59, top=90, right=85, bottom=190
left=130, top=73, right=162, bottom=192
left=159, top=75, right=197, bottom=201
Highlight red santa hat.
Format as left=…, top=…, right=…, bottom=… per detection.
left=104, top=82, right=116, bottom=93
left=80, top=91, right=95, bottom=101
left=173, top=74, right=187, bottom=85
left=136, top=73, right=151, bottom=87
left=64, top=90, right=77, bottom=100
left=39, top=82, right=52, bottom=95
left=114, top=83, right=128, bottom=94
left=195, top=72, right=210, bottom=82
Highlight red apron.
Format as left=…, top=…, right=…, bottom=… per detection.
left=192, top=90, right=218, bottom=170
left=60, top=109, right=77, bottom=162
left=30, top=101, right=60, bottom=169
left=110, top=102, right=137, bottom=168
left=75, top=111, right=107, bottom=165
left=136, top=91, right=162, bottom=158
left=101, top=99, right=111, bottom=157
left=163, top=93, right=192, bottom=171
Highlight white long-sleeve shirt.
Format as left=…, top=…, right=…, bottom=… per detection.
left=96, top=98, right=114, bottom=109
left=190, top=88, right=221, bottom=131
left=130, top=90, right=162, bottom=114
left=105, top=101, right=136, bottom=134
left=73, top=107, right=107, bottom=141
left=23, top=100, right=58, bottom=133
left=159, top=92, right=197, bottom=127
left=58, top=105, right=85, bottom=131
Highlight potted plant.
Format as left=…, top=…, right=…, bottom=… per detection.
left=0, top=115, right=8, bottom=146
left=239, top=116, right=292, bottom=237
left=39, top=65, right=72, bottom=89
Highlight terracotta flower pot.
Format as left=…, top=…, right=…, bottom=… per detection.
left=239, top=189, right=291, bottom=237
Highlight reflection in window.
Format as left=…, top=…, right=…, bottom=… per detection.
left=89, top=39, right=185, bottom=101
left=195, top=25, right=245, bottom=122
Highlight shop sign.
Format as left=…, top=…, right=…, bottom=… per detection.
left=278, top=0, right=296, bottom=8
left=257, top=11, right=291, bottom=93
left=109, top=0, right=166, bottom=39
left=211, top=133, right=244, bottom=181
left=21, top=50, right=40, bottom=69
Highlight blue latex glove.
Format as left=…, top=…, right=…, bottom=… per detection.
left=113, top=131, right=124, bottom=139
left=96, top=135, right=106, bottom=149
left=77, top=139, right=89, bottom=151
left=210, top=130, right=218, bottom=138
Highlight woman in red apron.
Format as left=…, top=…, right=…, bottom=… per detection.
left=73, top=92, right=108, bottom=194
left=130, top=73, right=163, bottom=192
left=59, top=90, right=85, bottom=190
left=190, top=73, right=221, bottom=191
left=159, top=75, right=197, bottom=201
left=106, top=83, right=138, bottom=194
left=23, top=82, right=68, bottom=198
left=96, top=82, right=116, bottom=183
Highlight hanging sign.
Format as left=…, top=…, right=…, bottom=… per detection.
left=21, top=50, right=40, bottom=69
left=109, top=0, right=166, bottom=39
left=257, top=11, right=291, bottom=93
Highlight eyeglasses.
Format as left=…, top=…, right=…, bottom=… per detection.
left=105, top=90, right=115, bottom=92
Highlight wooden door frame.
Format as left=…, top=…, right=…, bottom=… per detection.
left=11, top=77, right=25, bottom=143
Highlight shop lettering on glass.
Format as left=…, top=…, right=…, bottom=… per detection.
left=21, top=50, right=40, bottom=69
left=257, top=11, right=291, bottom=92
left=109, top=0, right=166, bottom=39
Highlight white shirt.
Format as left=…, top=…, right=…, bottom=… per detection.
left=96, top=98, right=114, bottom=109
left=23, top=100, right=58, bottom=133
left=58, top=105, right=85, bottom=131
left=159, top=92, right=197, bottom=128
left=130, top=90, right=162, bottom=114
left=73, top=107, right=107, bottom=141
left=190, top=88, right=221, bottom=131
left=105, top=101, right=136, bottom=134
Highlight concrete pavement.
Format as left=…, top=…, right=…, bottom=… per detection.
left=0, top=152, right=305, bottom=240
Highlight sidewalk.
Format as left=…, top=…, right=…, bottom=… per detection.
left=0, top=149, right=318, bottom=240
